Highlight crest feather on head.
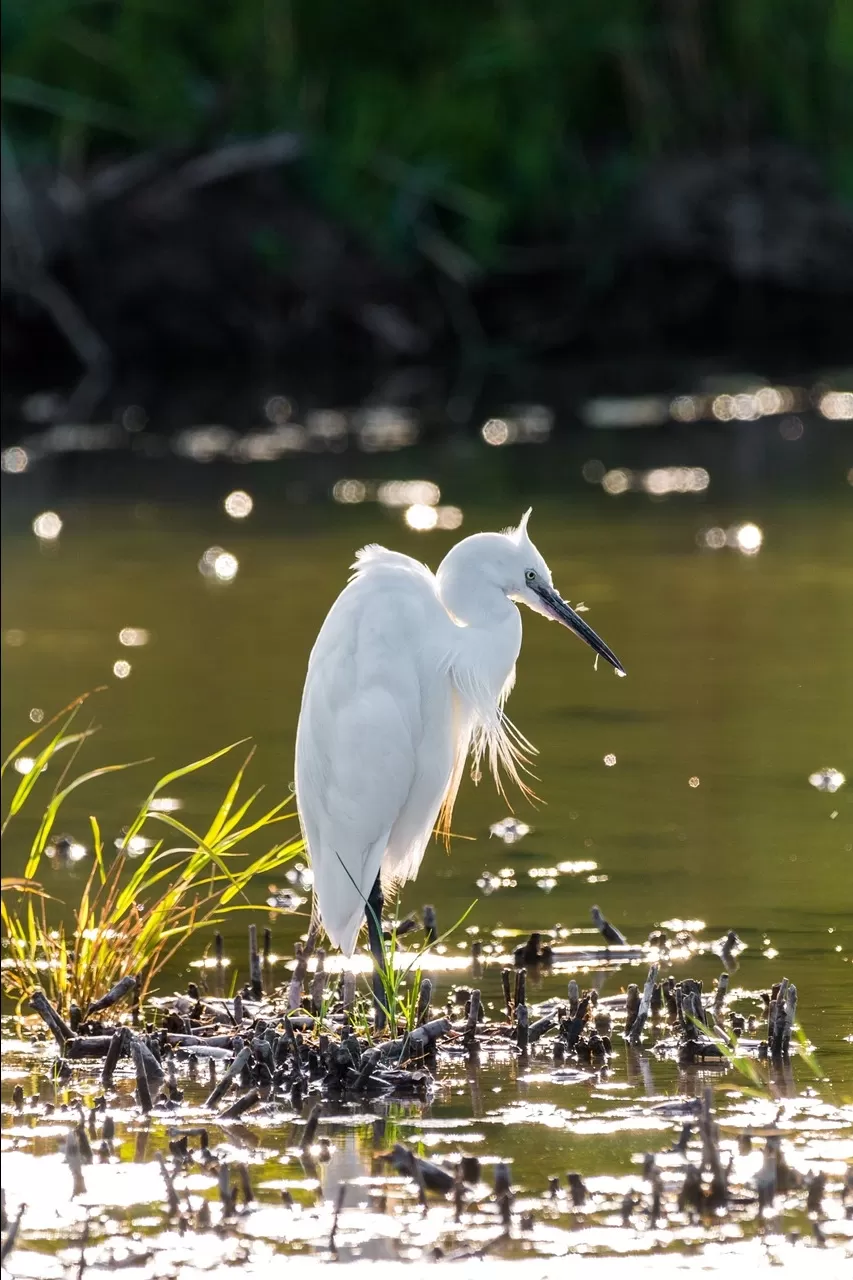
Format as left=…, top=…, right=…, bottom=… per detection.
left=503, top=507, right=533, bottom=542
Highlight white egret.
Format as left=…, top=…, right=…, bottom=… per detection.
left=295, top=510, right=625, bottom=1021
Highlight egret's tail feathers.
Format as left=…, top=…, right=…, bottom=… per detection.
left=329, top=902, right=366, bottom=959
left=309, top=834, right=388, bottom=959
left=314, top=888, right=366, bottom=958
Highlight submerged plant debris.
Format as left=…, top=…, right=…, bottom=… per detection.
left=2, top=921, right=851, bottom=1275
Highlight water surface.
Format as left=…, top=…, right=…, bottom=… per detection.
left=1, top=380, right=851, bottom=1266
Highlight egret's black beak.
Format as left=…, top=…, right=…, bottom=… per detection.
left=534, top=584, right=626, bottom=676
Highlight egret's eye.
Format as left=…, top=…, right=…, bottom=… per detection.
left=525, top=569, right=537, bottom=583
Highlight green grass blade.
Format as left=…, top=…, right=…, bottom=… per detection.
left=144, top=811, right=243, bottom=890
left=217, top=787, right=265, bottom=840
left=685, top=1013, right=764, bottom=1087
left=0, top=878, right=52, bottom=899
left=203, top=747, right=255, bottom=846
left=3, top=706, right=89, bottom=828
left=89, top=815, right=105, bottom=885
left=218, top=836, right=301, bottom=904
left=25, top=759, right=149, bottom=879
left=790, top=1023, right=821, bottom=1078
left=214, top=797, right=295, bottom=852
left=0, top=691, right=103, bottom=779
left=118, top=740, right=248, bottom=852
left=403, top=899, right=478, bottom=975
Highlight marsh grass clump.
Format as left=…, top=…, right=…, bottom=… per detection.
left=365, top=899, right=477, bottom=1037
left=1, top=692, right=302, bottom=1015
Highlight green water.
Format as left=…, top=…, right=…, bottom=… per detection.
left=1, top=404, right=852, bottom=1250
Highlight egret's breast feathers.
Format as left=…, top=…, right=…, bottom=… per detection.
left=446, top=660, right=537, bottom=806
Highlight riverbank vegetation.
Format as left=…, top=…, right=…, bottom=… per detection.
left=1, top=692, right=302, bottom=1014
left=3, top=3, right=852, bottom=374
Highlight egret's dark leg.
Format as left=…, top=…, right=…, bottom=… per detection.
left=366, top=875, right=387, bottom=1032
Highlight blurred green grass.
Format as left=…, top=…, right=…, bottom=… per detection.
left=3, top=1, right=852, bottom=264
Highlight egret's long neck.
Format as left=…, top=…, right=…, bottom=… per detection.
left=436, top=556, right=529, bottom=802
left=437, top=566, right=522, bottom=703
left=437, top=559, right=514, bottom=629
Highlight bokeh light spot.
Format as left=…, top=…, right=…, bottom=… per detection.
left=119, top=628, right=149, bottom=647
left=582, top=459, right=605, bottom=484
left=224, top=490, right=253, bottom=519
left=732, top=522, right=763, bottom=555
left=213, top=552, right=239, bottom=581
left=482, top=419, right=512, bottom=446
left=602, top=469, right=631, bottom=496
left=332, top=480, right=367, bottom=504
left=378, top=480, right=440, bottom=508
left=199, top=547, right=239, bottom=581
left=33, top=511, right=62, bottom=540
left=404, top=504, right=439, bottom=531
left=779, top=416, right=804, bottom=441
left=435, top=506, right=463, bottom=530
left=818, top=391, right=853, bottom=420
left=1, top=447, right=29, bottom=474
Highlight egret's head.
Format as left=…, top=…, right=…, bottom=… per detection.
left=437, top=508, right=626, bottom=675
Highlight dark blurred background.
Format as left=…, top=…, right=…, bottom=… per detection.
left=2, top=0, right=853, bottom=412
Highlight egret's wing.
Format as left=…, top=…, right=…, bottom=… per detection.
left=295, top=553, right=449, bottom=955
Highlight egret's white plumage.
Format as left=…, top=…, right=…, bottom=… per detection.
left=295, top=510, right=624, bottom=957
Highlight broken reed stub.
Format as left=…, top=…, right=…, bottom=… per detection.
left=389, top=1144, right=455, bottom=1193
left=590, top=906, right=628, bottom=947
left=29, top=989, right=74, bottom=1047
left=423, top=905, right=438, bottom=944
left=203, top=1045, right=252, bottom=1109
left=300, top=1102, right=322, bottom=1149
left=768, top=979, right=797, bottom=1058
left=65, top=1129, right=87, bottom=1197
left=131, top=1041, right=153, bottom=1114
left=626, top=963, right=659, bottom=1046
left=248, top=925, right=263, bottom=1001
left=515, top=1003, right=529, bottom=1053
left=527, top=1014, right=556, bottom=1044
left=624, top=984, right=640, bottom=1035
left=87, top=975, right=137, bottom=1016
left=219, top=1087, right=261, bottom=1121
left=341, top=971, right=356, bottom=1013
left=416, top=977, right=433, bottom=1026
left=501, top=968, right=513, bottom=1020
left=567, top=979, right=580, bottom=1017
left=494, top=1160, right=513, bottom=1227
left=464, top=989, right=481, bottom=1046
left=379, top=1017, right=451, bottom=1061
left=134, top=1038, right=165, bottom=1083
